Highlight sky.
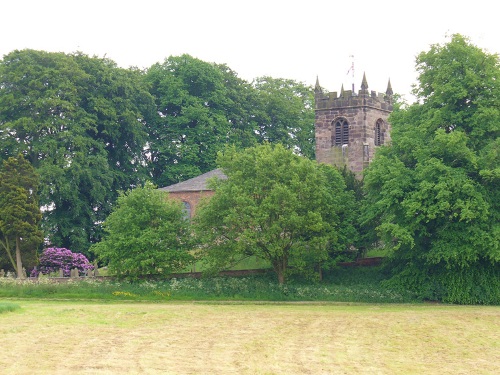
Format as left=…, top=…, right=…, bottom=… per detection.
left=1, top=0, right=499, bottom=101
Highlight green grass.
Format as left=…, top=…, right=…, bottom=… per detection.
left=227, top=255, right=270, bottom=270
left=365, top=247, right=391, bottom=258
left=184, top=255, right=271, bottom=273
left=0, top=301, right=20, bottom=313
left=0, top=266, right=419, bottom=303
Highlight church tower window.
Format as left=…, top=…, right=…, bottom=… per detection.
left=375, top=119, right=383, bottom=146
left=333, top=118, right=349, bottom=146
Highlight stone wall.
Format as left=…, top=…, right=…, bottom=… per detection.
left=315, top=78, right=392, bottom=176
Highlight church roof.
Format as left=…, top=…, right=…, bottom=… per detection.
left=158, top=169, right=227, bottom=192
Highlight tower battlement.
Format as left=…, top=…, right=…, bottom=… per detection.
left=314, top=73, right=393, bottom=177
left=315, top=88, right=393, bottom=111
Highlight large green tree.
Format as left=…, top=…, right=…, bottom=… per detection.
left=194, top=144, right=357, bottom=284
left=144, top=56, right=317, bottom=189
left=363, top=35, right=500, bottom=304
left=0, top=154, right=42, bottom=277
left=144, top=54, right=256, bottom=187
left=91, top=182, right=193, bottom=280
left=252, top=77, right=315, bottom=159
left=0, top=50, right=155, bottom=254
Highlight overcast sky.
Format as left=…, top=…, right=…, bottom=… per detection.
left=2, top=0, right=499, bottom=101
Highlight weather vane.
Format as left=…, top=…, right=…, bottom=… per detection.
left=347, top=55, right=355, bottom=92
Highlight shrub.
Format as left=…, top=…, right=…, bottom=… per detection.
left=383, top=260, right=500, bottom=305
left=36, top=247, right=93, bottom=277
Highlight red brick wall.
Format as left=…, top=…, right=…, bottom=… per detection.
left=166, top=191, right=215, bottom=218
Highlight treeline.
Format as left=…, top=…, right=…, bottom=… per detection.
left=0, top=50, right=314, bottom=255
left=363, top=35, right=500, bottom=304
left=1, top=35, right=499, bottom=305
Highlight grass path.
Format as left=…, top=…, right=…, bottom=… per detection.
left=0, top=301, right=499, bottom=374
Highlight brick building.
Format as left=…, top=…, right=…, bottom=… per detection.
left=158, top=169, right=226, bottom=219
left=314, top=73, right=393, bottom=176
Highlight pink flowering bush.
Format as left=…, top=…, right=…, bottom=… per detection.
left=36, top=247, right=94, bottom=277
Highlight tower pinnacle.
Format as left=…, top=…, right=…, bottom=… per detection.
left=315, top=76, right=322, bottom=93
left=386, top=78, right=393, bottom=96
left=361, top=72, right=368, bottom=91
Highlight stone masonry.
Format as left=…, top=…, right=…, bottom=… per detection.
left=315, top=73, right=393, bottom=177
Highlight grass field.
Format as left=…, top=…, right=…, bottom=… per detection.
left=1, top=300, right=498, bottom=374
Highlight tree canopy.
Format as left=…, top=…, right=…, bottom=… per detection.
left=0, top=154, right=42, bottom=277
left=363, top=34, right=500, bottom=304
left=194, top=143, right=357, bottom=284
left=144, top=54, right=241, bottom=186
left=144, top=55, right=317, bottom=188
left=0, top=50, right=155, bottom=255
left=91, top=182, right=193, bottom=280
left=0, top=50, right=316, bottom=257
left=252, top=77, right=315, bottom=159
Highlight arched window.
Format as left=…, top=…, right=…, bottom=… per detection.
left=332, top=118, right=349, bottom=146
left=182, top=201, right=192, bottom=220
left=375, top=119, right=383, bottom=146
left=374, top=119, right=384, bottom=146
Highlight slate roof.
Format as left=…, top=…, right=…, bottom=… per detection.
left=158, top=169, right=227, bottom=193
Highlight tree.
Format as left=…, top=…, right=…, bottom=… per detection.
left=252, top=77, right=315, bottom=159
left=363, top=35, right=500, bottom=304
left=0, top=154, right=43, bottom=278
left=91, top=182, right=193, bottom=280
left=194, top=144, right=357, bottom=284
left=0, top=50, right=155, bottom=255
left=144, top=54, right=253, bottom=187
left=214, top=63, right=261, bottom=150
left=143, top=56, right=317, bottom=189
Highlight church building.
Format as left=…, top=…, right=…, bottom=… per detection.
left=160, top=73, right=393, bottom=217
left=314, top=73, right=393, bottom=176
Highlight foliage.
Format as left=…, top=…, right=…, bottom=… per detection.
left=0, top=50, right=318, bottom=257
left=144, top=56, right=317, bottom=188
left=382, top=260, right=500, bottom=305
left=363, top=34, right=500, bottom=304
left=0, top=50, right=155, bottom=255
left=252, top=77, right=315, bottom=159
left=0, top=154, right=42, bottom=277
left=0, top=268, right=418, bottom=303
left=194, top=143, right=358, bottom=284
left=36, top=247, right=93, bottom=277
left=144, top=54, right=254, bottom=187
left=161, top=274, right=416, bottom=303
left=91, top=182, right=193, bottom=280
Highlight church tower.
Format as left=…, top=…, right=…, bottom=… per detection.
left=314, top=73, right=393, bottom=177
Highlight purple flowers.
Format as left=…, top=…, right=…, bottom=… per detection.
left=36, top=247, right=94, bottom=277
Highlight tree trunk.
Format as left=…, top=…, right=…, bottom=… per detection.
left=0, top=237, right=17, bottom=272
left=277, top=270, right=285, bottom=285
left=273, top=257, right=287, bottom=285
left=15, top=237, right=24, bottom=279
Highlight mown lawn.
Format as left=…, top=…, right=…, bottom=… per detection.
left=0, top=300, right=498, bottom=374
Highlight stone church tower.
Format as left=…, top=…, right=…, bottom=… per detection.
left=315, top=73, right=393, bottom=176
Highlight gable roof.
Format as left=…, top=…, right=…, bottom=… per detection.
left=158, top=169, right=227, bottom=193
